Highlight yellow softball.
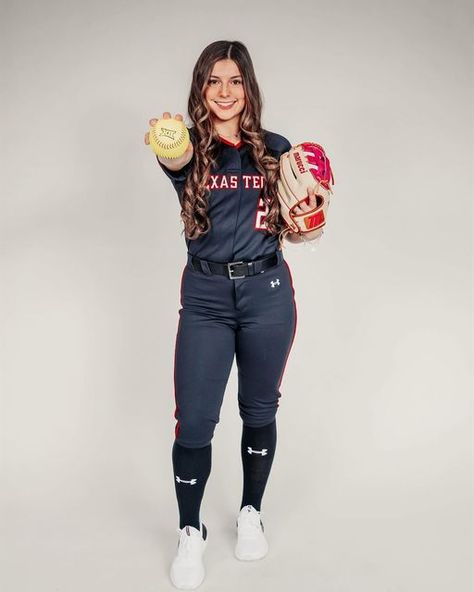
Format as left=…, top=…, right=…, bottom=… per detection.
left=149, top=118, right=190, bottom=159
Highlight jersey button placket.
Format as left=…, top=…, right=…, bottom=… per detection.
left=229, top=148, right=243, bottom=263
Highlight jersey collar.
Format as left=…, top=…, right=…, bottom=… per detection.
left=218, top=135, right=244, bottom=149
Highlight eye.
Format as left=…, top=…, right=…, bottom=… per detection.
left=207, top=79, right=242, bottom=85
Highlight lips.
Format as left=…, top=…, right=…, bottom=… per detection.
left=215, top=101, right=236, bottom=110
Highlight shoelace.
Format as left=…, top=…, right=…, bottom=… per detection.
left=237, top=506, right=264, bottom=534
left=175, top=526, right=203, bottom=557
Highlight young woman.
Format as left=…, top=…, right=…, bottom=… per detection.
left=144, top=40, right=321, bottom=590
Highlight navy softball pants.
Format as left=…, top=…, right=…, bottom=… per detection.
left=172, top=250, right=297, bottom=448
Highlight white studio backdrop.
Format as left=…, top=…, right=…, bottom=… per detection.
left=1, top=1, right=472, bottom=591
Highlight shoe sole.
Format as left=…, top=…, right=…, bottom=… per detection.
left=234, top=550, right=268, bottom=561
left=170, top=576, right=205, bottom=590
left=170, top=565, right=206, bottom=590
left=234, top=542, right=268, bottom=561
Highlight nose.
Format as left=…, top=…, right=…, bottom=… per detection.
left=219, top=82, right=231, bottom=97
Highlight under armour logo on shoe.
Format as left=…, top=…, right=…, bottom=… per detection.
left=247, top=447, right=268, bottom=456
left=270, top=278, right=280, bottom=288
left=175, top=476, right=197, bottom=485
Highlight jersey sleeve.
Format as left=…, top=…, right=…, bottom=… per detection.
left=155, top=151, right=194, bottom=207
left=264, top=130, right=292, bottom=159
left=276, top=135, right=292, bottom=155
left=156, top=155, right=194, bottom=184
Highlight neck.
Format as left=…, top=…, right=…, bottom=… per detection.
left=217, top=128, right=240, bottom=139
left=212, top=117, right=241, bottom=139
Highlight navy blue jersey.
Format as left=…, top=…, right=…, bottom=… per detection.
left=157, top=127, right=292, bottom=262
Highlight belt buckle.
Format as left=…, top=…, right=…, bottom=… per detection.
left=227, top=260, right=246, bottom=279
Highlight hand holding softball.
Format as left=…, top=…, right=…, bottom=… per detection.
left=145, top=113, right=193, bottom=170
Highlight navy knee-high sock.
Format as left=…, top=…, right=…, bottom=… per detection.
left=172, top=441, right=211, bottom=538
left=240, top=419, right=277, bottom=512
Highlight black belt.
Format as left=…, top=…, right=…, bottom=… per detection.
left=190, top=253, right=280, bottom=279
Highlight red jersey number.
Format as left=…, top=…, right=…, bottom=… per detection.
left=255, top=196, right=269, bottom=231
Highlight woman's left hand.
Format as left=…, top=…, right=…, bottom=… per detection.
left=293, top=185, right=318, bottom=214
left=286, top=185, right=324, bottom=242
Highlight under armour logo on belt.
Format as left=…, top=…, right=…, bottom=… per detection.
left=247, top=447, right=268, bottom=456
left=175, top=476, right=197, bottom=485
left=270, top=278, right=280, bottom=288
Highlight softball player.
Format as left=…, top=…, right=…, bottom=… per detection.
left=145, top=40, right=318, bottom=590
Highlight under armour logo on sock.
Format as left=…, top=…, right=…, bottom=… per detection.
left=175, top=476, right=197, bottom=485
left=247, top=447, right=268, bottom=456
left=270, top=278, right=280, bottom=288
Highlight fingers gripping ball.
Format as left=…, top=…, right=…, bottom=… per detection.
left=148, top=118, right=190, bottom=159
left=277, top=142, right=335, bottom=235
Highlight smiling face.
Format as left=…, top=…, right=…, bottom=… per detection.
left=204, top=59, right=246, bottom=129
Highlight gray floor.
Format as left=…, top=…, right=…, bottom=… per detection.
left=1, top=412, right=471, bottom=592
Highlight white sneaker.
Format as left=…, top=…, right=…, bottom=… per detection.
left=234, top=505, right=269, bottom=561
left=170, top=523, right=208, bottom=590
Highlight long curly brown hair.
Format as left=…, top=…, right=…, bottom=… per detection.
left=180, top=40, right=289, bottom=249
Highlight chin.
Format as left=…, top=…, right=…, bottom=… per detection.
left=213, top=111, right=238, bottom=121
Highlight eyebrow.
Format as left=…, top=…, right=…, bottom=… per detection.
left=209, top=75, right=242, bottom=79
